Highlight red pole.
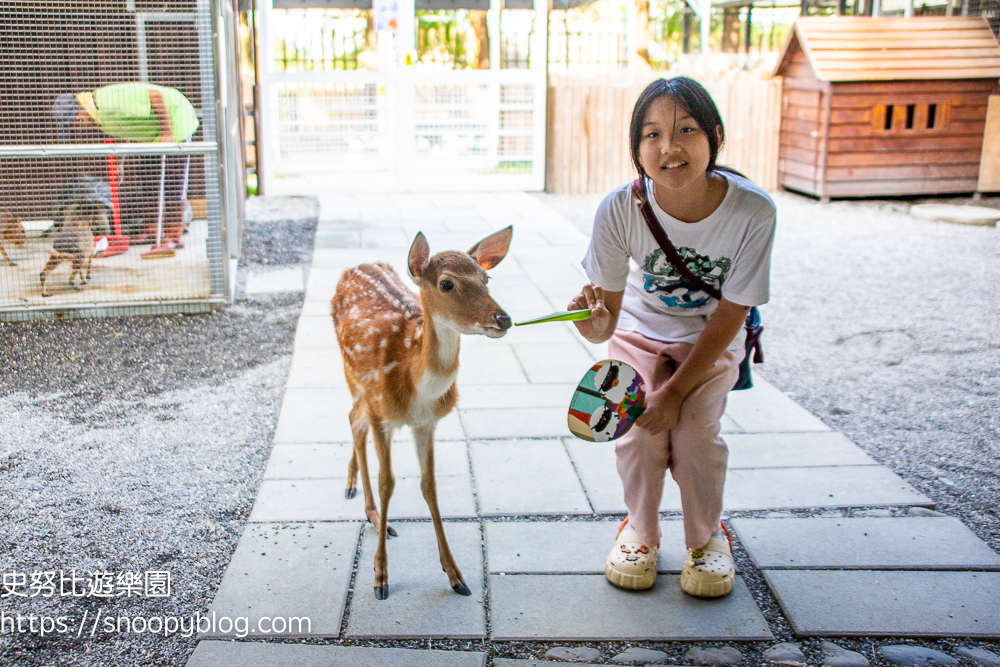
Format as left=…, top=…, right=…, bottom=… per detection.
left=96, top=138, right=129, bottom=258
left=107, top=139, right=122, bottom=236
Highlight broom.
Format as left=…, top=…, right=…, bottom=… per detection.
left=141, top=154, right=175, bottom=259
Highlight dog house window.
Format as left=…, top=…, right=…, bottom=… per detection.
left=873, top=103, right=949, bottom=132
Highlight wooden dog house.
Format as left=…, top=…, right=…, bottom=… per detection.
left=773, top=16, right=1000, bottom=201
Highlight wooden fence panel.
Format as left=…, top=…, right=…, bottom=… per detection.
left=546, top=76, right=783, bottom=193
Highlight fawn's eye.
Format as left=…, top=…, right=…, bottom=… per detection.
left=439, top=279, right=454, bottom=292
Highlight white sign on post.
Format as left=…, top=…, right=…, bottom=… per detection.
left=374, top=0, right=399, bottom=31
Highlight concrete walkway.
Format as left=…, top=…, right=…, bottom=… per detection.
left=188, top=193, right=1000, bottom=666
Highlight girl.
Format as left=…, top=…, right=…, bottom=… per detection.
left=568, top=76, right=776, bottom=598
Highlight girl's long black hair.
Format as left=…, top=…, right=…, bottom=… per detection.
left=629, top=76, right=742, bottom=179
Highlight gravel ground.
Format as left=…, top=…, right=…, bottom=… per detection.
left=0, top=197, right=317, bottom=666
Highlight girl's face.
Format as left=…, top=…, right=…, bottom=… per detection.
left=638, top=95, right=716, bottom=193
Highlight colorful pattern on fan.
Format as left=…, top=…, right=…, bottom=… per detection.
left=568, top=360, right=646, bottom=442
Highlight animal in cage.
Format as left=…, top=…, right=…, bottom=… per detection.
left=52, top=176, right=113, bottom=239
left=331, top=227, right=513, bottom=601
left=0, top=210, right=27, bottom=266
left=39, top=200, right=106, bottom=297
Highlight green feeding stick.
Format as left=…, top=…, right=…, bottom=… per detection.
left=514, top=308, right=592, bottom=327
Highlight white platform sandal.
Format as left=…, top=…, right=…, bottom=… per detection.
left=605, top=517, right=659, bottom=591
left=680, top=522, right=735, bottom=598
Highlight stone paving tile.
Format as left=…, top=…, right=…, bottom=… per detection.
left=457, top=343, right=528, bottom=385
left=723, top=466, right=932, bottom=511
left=726, top=432, right=877, bottom=469
left=502, top=322, right=582, bottom=345
left=264, top=443, right=355, bottom=480
left=264, top=440, right=469, bottom=480
left=273, top=387, right=355, bottom=443
left=304, top=267, right=350, bottom=300
left=564, top=440, right=684, bottom=513
left=459, top=406, right=568, bottom=440
left=293, top=315, right=337, bottom=349
left=316, top=194, right=361, bottom=220
left=309, top=248, right=405, bottom=272
left=485, top=520, right=688, bottom=573
left=489, top=574, right=771, bottom=640
left=565, top=443, right=929, bottom=513
left=203, top=523, right=359, bottom=638
left=249, top=473, right=476, bottom=522
left=488, top=286, right=560, bottom=321
left=720, top=415, right=743, bottom=433
left=300, top=299, right=335, bottom=317
left=732, top=517, right=1000, bottom=570
left=314, top=230, right=362, bottom=249
left=187, top=641, right=486, bottom=667
left=511, top=342, right=603, bottom=384
left=360, top=228, right=412, bottom=248
left=347, top=522, right=486, bottom=639
left=244, top=266, right=304, bottom=294
left=725, top=378, right=831, bottom=432
left=457, top=383, right=577, bottom=409
left=285, top=347, right=346, bottom=389
left=470, top=440, right=591, bottom=515
left=764, top=570, right=1000, bottom=637
left=274, top=388, right=464, bottom=443
left=564, top=440, right=628, bottom=514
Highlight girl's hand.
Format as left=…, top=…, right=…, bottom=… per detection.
left=568, top=284, right=611, bottom=342
left=635, top=386, right=685, bottom=435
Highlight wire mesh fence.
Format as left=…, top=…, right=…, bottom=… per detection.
left=967, top=0, right=1000, bottom=35
left=0, top=0, right=236, bottom=320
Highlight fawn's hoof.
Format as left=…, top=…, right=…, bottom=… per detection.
left=387, top=524, right=398, bottom=537
left=344, top=487, right=357, bottom=500
left=374, top=584, right=389, bottom=600
left=452, top=581, right=472, bottom=596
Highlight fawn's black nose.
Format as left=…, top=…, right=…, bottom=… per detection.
left=495, top=313, right=512, bottom=331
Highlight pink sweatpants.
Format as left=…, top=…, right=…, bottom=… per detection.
left=608, top=329, right=743, bottom=551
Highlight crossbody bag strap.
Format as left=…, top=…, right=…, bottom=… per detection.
left=630, top=178, right=723, bottom=302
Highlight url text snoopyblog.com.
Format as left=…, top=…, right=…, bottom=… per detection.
left=1, top=610, right=311, bottom=638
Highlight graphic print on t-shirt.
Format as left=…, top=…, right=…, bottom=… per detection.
left=641, top=248, right=731, bottom=310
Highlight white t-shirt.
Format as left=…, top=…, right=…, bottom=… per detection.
left=582, top=171, right=776, bottom=347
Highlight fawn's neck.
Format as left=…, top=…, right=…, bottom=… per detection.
left=419, top=311, right=461, bottom=379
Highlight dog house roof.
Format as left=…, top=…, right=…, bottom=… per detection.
left=773, top=16, right=1000, bottom=82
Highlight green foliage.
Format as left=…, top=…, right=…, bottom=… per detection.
left=416, top=10, right=479, bottom=69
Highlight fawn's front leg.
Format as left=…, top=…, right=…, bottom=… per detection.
left=370, top=420, right=395, bottom=600
left=413, top=425, right=470, bottom=596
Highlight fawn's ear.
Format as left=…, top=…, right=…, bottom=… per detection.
left=468, top=225, right=513, bottom=271
left=407, top=232, right=431, bottom=282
